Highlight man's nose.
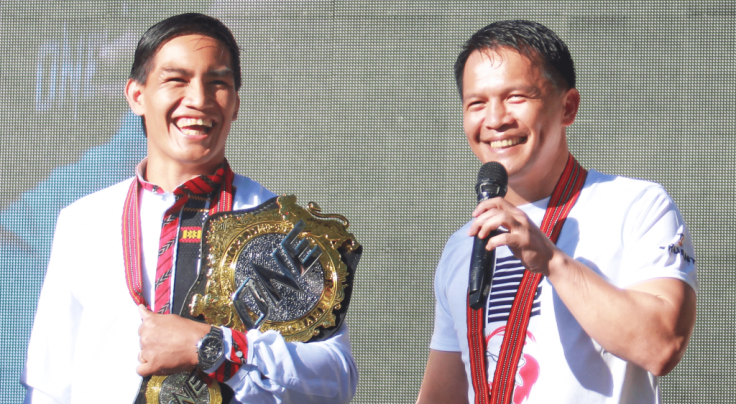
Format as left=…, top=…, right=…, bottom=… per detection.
left=183, top=80, right=211, bottom=109
left=484, top=99, right=513, bottom=130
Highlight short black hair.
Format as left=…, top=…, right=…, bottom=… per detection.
left=454, top=20, right=575, bottom=96
left=129, top=13, right=241, bottom=90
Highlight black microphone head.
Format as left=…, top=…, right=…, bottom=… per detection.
left=477, top=162, right=508, bottom=185
left=475, top=162, right=508, bottom=201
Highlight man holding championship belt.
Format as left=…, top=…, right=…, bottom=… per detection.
left=417, top=21, right=697, bottom=404
left=22, top=13, right=357, bottom=404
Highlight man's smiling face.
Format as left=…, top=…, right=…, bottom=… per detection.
left=126, top=34, right=239, bottom=172
left=462, top=47, right=577, bottom=186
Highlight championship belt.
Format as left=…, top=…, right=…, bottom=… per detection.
left=141, top=195, right=362, bottom=404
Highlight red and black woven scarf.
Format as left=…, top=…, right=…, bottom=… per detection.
left=122, top=161, right=235, bottom=309
left=467, top=154, right=587, bottom=404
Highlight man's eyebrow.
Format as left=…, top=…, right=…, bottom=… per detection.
left=160, top=67, right=192, bottom=76
left=205, top=68, right=234, bottom=78
left=511, top=84, right=541, bottom=93
left=463, top=84, right=540, bottom=97
left=158, top=67, right=233, bottom=79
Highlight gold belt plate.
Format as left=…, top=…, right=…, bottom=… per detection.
left=189, top=195, right=360, bottom=341
left=146, top=371, right=222, bottom=404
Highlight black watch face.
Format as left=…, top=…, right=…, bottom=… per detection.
left=200, top=335, right=223, bottom=362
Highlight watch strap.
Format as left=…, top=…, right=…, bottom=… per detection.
left=197, top=326, right=224, bottom=371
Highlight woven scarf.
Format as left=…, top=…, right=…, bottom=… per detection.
left=467, top=154, right=587, bottom=404
left=122, top=161, right=235, bottom=309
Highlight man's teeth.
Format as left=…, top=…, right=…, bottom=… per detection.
left=181, top=128, right=206, bottom=136
left=491, top=138, right=522, bottom=148
left=176, top=117, right=213, bottom=128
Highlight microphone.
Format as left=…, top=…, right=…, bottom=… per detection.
left=468, top=162, right=508, bottom=310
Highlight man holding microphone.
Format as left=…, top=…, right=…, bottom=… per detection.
left=418, top=20, right=697, bottom=404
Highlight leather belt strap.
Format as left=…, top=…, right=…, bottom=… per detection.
left=467, top=154, right=587, bottom=404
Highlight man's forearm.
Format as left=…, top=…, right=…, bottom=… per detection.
left=545, top=249, right=696, bottom=375
left=416, top=350, right=468, bottom=404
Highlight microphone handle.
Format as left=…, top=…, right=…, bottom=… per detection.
left=468, top=230, right=498, bottom=310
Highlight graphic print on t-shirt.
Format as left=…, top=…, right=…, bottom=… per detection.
left=485, top=250, right=542, bottom=404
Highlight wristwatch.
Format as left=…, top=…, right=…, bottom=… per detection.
left=196, top=326, right=224, bottom=371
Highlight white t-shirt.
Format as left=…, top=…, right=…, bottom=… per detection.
left=430, top=170, right=697, bottom=404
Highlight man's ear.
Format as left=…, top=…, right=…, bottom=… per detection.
left=125, top=79, right=146, bottom=116
left=232, top=93, right=240, bottom=121
left=561, top=88, right=580, bottom=127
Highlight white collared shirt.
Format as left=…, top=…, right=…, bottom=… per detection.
left=22, top=171, right=358, bottom=404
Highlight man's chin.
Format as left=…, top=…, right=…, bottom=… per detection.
left=156, top=148, right=225, bottom=169
left=479, top=154, right=517, bottom=170
left=489, top=158, right=529, bottom=180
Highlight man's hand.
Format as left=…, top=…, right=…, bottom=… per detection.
left=137, top=305, right=211, bottom=376
left=468, top=197, right=557, bottom=275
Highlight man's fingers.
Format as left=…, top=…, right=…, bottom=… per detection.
left=468, top=209, right=500, bottom=236
left=477, top=215, right=508, bottom=239
left=472, top=197, right=513, bottom=217
left=136, top=362, right=154, bottom=377
left=469, top=209, right=515, bottom=239
left=469, top=199, right=521, bottom=236
left=139, top=304, right=152, bottom=320
left=486, top=232, right=512, bottom=251
left=472, top=199, right=499, bottom=218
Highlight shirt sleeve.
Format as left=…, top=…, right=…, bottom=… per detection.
left=225, top=323, right=358, bottom=404
left=429, top=234, right=464, bottom=352
left=23, top=387, right=59, bottom=404
left=21, top=208, right=82, bottom=404
left=619, top=184, right=698, bottom=291
left=23, top=388, right=62, bottom=404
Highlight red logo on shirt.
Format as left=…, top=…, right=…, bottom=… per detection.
left=486, top=326, right=540, bottom=404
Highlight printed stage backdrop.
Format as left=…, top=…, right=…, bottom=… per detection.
left=1, top=1, right=734, bottom=402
